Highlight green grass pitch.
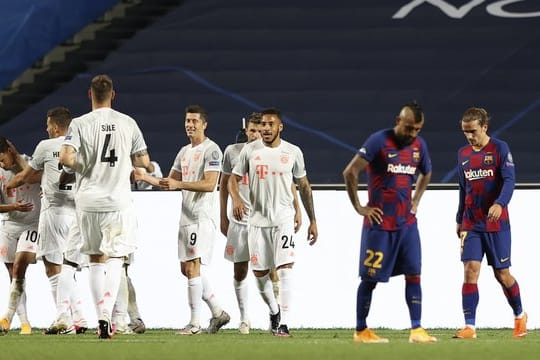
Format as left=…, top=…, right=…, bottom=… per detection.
left=1, top=328, right=539, bottom=360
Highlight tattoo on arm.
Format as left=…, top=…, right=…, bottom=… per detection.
left=298, top=178, right=316, bottom=222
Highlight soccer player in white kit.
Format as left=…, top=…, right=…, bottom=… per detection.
left=60, top=74, right=151, bottom=339
left=135, top=105, right=230, bottom=335
left=229, top=107, right=318, bottom=336
left=0, top=137, right=42, bottom=335
left=4, top=107, right=88, bottom=334
left=220, top=113, right=302, bottom=334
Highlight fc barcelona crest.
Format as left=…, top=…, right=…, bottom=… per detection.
left=483, top=154, right=493, bottom=165
left=413, top=151, right=420, bottom=162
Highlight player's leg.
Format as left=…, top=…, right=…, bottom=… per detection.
left=3, top=251, right=35, bottom=334
left=225, top=221, right=250, bottom=333
left=199, top=221, right=229, bottom=334
left=112, top=263, right=131, bottom=334
left=249, top=226, right=280, bottom=334
left=452, top=230, right=482, bottom=339
left=273, top=221, right=296, bottom=336
left=269, top=269, right=279, bottom=301
left=125, top=260, right=145, bottom=333
left=176, top=223, right=203, bottom=335
left=486, top=230, right=526, bottom=337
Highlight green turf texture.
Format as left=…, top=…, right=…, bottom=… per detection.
left=1, top=328, right=539, bottom=360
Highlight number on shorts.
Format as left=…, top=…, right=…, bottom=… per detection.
left=100, top=134, right=118, bottom=166
left=363, top=249, right=383, bottom=269
left=281, top=235, right=295, bottom=249
left=189, top=232, right=197, bottom=246
left=25, top=230, right=39, bottom=243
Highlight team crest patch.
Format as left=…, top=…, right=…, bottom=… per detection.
left=280, top=153, right=289, bottom=164
left=483, top=154, right=493, bottom=165
left=250, top=254, right=259, bottom=265
left=225, top=246, right=234, bottom=256
left=367, top=268, right=377, bottom=277
left=193, top=152, right=202, bottom=162
left=413, top=151, right=420, bottom=162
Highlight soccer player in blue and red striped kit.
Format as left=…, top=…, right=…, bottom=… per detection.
left=343, top=102, right=437, bottom=343
left=453, top=107, right=527, bottom=339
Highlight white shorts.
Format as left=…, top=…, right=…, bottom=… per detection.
left=64, top=219, right=87, bottom=267
left=248, top=222, right=296, bottom=271
left=78, top=207, right=137, bottom=257
left=38, top=207, right=74, bottom=265
left=224, top=221, right=249, bottom=263
left=0, top=225, right=39, bottom=263
left=178, top=220, right=215, bottom=265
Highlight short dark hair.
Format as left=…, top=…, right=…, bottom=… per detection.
left=47, top=107, right=72, bottom=129
left=402, top=101, right=424, bottom=123
left=0, top=136, right=9, bottom=153
left=462, top=107, right=489, bottom=126
left=261, top=107, right=282, bottom=120
left=90, top=74, right=114, bottom=103
left=247, top=112, right=262, bottom=125
left=185, top=104, right=208, bottom=122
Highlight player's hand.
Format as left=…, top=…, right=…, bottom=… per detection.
left=358, top=206, right=383, bottom=225
left=455, top=223, right=461, bottom=238
left=306, top=222, right=317, bottom=246
left=220, top=217, right=229, bottom=237
left=14, top=200, right=33, bottom=212
left=294, top=211, right=302, bottom=233
left=159, top=177, right=181, bottom=190
left=487, top=203, right=502, bottom=221
left=132, top=167, right=147, bottom=182
left=232, top=200, right=247, bottom=222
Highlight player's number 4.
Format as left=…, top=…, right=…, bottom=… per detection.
left=100, top=134, right=118, bottom=167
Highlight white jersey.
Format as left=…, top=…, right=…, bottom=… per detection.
left=171, top=137, right=222, bottom=226
left=232, top=139, right=306, bottom=227
left=222, top=142, right=251, bottom=224
left=29, top=136, right=75, bottom=211
left=0, top=155, right=41, bottom=232
left=63, top=107, right=147, bottom=212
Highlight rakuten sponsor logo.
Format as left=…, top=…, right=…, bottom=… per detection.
left=464, top=168, right=494, bottom=180
left=387, top=163, right=417, bottom=175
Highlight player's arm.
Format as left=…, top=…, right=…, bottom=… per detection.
left=228, top=173, right=246, bottom=222
left=160, top=170, right=219, bottom=192
left=296, top=176, right=317, bottom=245
left=59, top=144, right=82, bottom=173
left=292, top=182, right=302, bottom=233
left=4, top=165, right=41, bottom=190
left=131, top=149, right=150, bottom=169
left=343, top=154, right=383, bottom=225
left=411, top=171, right=431, bottom=214
left=219, top=173, right=231, bottom=236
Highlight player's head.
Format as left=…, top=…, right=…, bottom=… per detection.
left=46, top=107, right=72, bottom=139
left=246, top=112, right=262, bottom=143
left=89, top=74, right=115, bottom=106
left=260, top=107, right=283, bottom=146
left=394, top=101, right=424, bottom=147
left=0, top=136, right=16, bottom=170
left=461, top=107, right=489, bottom=149
left=184, top=104, right=208, bottom=141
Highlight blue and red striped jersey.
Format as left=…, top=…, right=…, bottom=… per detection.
left=358, top=129, right=432, bottom=231
left=456, top=137, right=515, bottom=232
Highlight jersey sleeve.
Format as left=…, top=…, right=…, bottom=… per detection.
left=204, top=143, right=222, bottom=173
left=130, top=120, right=147, bottom=155
left=292, top=146, right=307, bottom=179
left=170, top=148, right=184, bottom=174
left=221, top=146, right=233, bottom=175
left=418, top=137, right=432, bottom=175
left=28, top=141, right=46, bottom=171
left=63, top=120, right=81, bottom=151
left=232, top=145, right=249, bottom=177
left=358, top=131, right=382, bottom=163
left=495, top=141, right=515, bottom=207
left=455, top=150, right=466, bottom=225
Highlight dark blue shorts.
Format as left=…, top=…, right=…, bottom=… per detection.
left=460, top=230, right=512, bottom=269
left=359, top=223, right=421, bottom=282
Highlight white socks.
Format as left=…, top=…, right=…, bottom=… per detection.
left=202, top=273, right=222, bottom=318
left=100, top=258, right=123, bottom=321
left=89, top=263, right=105, bottom=318
left=255, top=274, right=279, bottom=315
left=277, top=268, right=292, bottom=325
left=234, top=279, right=248, bottom=322
left=187, top=277, right=203, bottom=326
